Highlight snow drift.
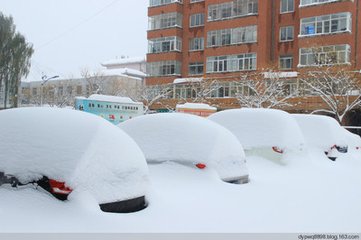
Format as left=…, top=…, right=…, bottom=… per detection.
left=0, top=107, right=149, bottom=205
left=119, top=113, right=248, bottom=183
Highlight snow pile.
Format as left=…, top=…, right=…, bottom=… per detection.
left=119, top=113, right=248, bottom=182
left=293, top=114, right=347, bottom=150
left=208, top=108, right=304, bottom=151
left=176, top=103, right=217, bottom=111
left=0, top=108, right=148, bottom=204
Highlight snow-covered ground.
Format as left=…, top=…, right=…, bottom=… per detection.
left=1, top=152, right=360, bottom=233
left=1, top=108, right=360, bottom=233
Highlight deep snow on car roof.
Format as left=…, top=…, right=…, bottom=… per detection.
left=209, top=108, right=304, bottom=150
left=293, top=114, right=347, bottom=149
left=119, top=113, right=248, bottom=182
left=0, top=107, right=149, bottom=205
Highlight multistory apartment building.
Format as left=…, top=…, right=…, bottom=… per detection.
left=146, top=0, right=361, bottom=115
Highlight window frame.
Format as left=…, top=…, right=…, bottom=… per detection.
left=279, top=26, right=294, bottom=42
left=280, top=0, right=294, bottom=14
left=279, top=56, right=294, bottom=70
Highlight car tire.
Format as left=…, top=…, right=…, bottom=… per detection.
left=99, top=196, right=147, bottom=213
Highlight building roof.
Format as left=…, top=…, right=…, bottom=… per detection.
left=176, top=103, right=217, bottom=111
left=101, top=57, right=146, bottom=67
left=101, top=68, right=145, bottom=79
left=173, top=77, right=203, bottom=84
left=86, top=94, right=141, bottom=104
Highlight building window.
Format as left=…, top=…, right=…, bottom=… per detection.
left=189, top=62, right=204, bottom=75
left=76, top=86, right=82, bottom=95
left=300, top=0, right=339, bottom=7
left=280, top=26, right=294, bottom=42
left=149, top=0, right=182, bottom=7
left=299, top=44, right=350, bottom=66
left=148, top=36, right=182, bottom=53
left=32, top=88, right=37, bottom=96
left=148, top=12, right=183, bottom=30
left=190, top=0, right=204, bottom=2
left=279, top=56, right=293, bottom=69
left=147, top=61, right=182, bottom=76
left=280, top=0, right=294, bottom=13
left=208, top=0, right=258, bottom=22
left=207, top=25, right=257, bottom=47
left=300, top=12, right=352, bottom=36
left=206, top=53, right=257, bottom=73
left=66, top=86, right=73, bottom=95
left=189, top=37, right=204, bottom=51
left=190, top=13, right=204, bottom=27
left=58, top=86, right=63, bottom=96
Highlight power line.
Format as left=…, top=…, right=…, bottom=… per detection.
left=37, top=0, right=121, bottom=50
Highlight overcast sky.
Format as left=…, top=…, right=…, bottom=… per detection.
left=1, top=0, right=148, bottom=81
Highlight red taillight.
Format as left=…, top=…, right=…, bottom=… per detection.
left=272, top=146, right=284, bottom=154
left=195, top=163, right=207, bottom=169
left=49, top=179, right=73, bottom=195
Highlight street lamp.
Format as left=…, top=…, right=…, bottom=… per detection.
left=40, top=75, right=59, bottom=106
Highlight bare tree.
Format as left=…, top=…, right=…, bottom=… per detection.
left=138, top=84, right=174, bottom=113
left=234, top=70, right=298, bottom=108
left=300, top=67, right=361, bottom=124
left=80, top=68, right=104, bottom=96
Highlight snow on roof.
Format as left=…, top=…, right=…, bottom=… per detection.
left=293, top=114, right=348, bottom=150
left=101, top=68, right=145, bottom=79
left=101, top=57, right=146, bottom=66
left=119, top=113, right=248, bottom=182
left=176, top=103, right=217, bottom=111
left=209, top=108, right=305, bottom=150
left=87, top=94, right=142, bottom=105
left=173, top=77, right=203, bottom=84
left=263, top=71, right=298, bottom=79
left=0, top=108, right=149, bottom=204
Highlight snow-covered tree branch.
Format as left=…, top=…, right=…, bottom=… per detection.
left=137, top=84, right=174, bottom=113
left=234, top=70, right=298, bottom=109
left=300, top=66, right=361, bottom=124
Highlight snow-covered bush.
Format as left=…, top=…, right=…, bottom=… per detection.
left=0, top=108, right=149, bottom=209
left=293, top=114, right=348, bottom=160
left=119, top=113, right=248, bottom=183
left=208, top=108, right=305, bottom=161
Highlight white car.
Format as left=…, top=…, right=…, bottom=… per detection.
left=208, top=108, right=305, bottom=163
left=119, top=113, right=249, bottom=184
left=293, top=114, right=348, bottom=161
left=0, top=107, right=149, bottom=213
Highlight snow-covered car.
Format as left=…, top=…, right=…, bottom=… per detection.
left=119, top=113, right=249, bottom=184
left=0, top=107, right=149, bottom=213
left=342, top=128, right=361, bottom=156
left=293, top=114, right=348, bottom=161
left=208, top=108, right=305, bottom=163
